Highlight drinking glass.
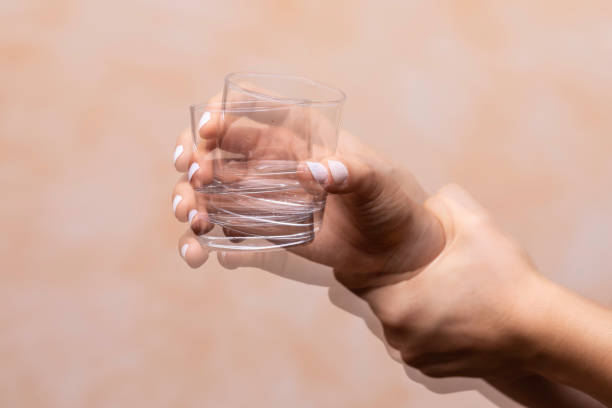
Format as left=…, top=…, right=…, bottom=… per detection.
left=189, top=73, right=345, bottom=251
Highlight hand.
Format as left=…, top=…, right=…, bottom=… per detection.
left=172, top=104, right=612, bottom=405
left=362, top=184, right=550, bottom=379
left=171, top=98, right=445, bottom=281
left=170, top=98, right=536, bottom=381
left=360, top=183, right=612, bottom=408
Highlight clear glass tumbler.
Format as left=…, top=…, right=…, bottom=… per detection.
left=189, top=73, right=345, bottom=251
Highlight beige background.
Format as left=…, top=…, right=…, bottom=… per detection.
left=2, top=0, right=612, bottom=406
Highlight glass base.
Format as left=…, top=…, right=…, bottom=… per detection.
left=197, top=224, right=315, bottom=251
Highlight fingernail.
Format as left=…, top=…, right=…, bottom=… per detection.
left=328, top=160, right=348, bottom=185
left=188, top=162, right=200, bottom=181
left=220, top=251, right=227, bottom=264
left=198, top=111, right=211, bottom=130
left=172, top=195, right=183, bottom=212
left=306, top=161, right=328, bottom=185
left=181, top=243, right=189, bottom=258
left=188, top=209, right=198, bottom=224
left=173, top=145, right=184, bottom=165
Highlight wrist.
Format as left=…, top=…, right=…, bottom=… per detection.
left=374, top=203, right=446, bottom=283
left=402, top=204, right=446, bottom=270
left=500, top=273, right=562, bottom=370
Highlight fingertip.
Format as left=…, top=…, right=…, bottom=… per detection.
left=172, top=194, right=190, bottom=222
left=321, top=156, right=375, bottom=196
left=217, top=251, right=235, bottom=269
left=308, top=157, right=352, bottom=193
left=198, top=111, right=221, bottom=140
left=172, top=181, right=196, bottom=222
left=172, top=195, right=183, bottom=213
left=305, top=161, right=329, bottom=185
left=327, top=160, right=349, bottom=186
left=188, top=151, right=214, bottom=188
left=217, top=251, right=254, bottom=270
left=296, top=161, right=326, bottom=195
left=173, top=144, right=184, bottom=166
left=174, top=129, right=193, bottom=172
left=188, top=162, right=200, bottom=182
left=198, top=111, right=211, bottom=131
left=179, top=239, right=209, bottom=268
left=188, top=209, right=198, bottom=224
left=173, top=149, right=191, bottom=173
left=180, top=243, right=189, bottom=258
left=190, top=211, right=213, bottom=236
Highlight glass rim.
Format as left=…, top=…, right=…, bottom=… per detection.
left=189, top=100, right=303, bottom=114
left=224, top=72, right=346, bottom=107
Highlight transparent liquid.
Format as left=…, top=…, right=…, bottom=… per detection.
left=196, top=160, right=326, bottom=251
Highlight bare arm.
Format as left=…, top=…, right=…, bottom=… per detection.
left=172, top=121, right=612, bottom=406
left=519, top=281, right=612, bottom=406
left=489, top=374, right=607, bottom=408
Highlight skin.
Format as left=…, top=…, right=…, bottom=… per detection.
left=171, top=105, right=612, bottom=406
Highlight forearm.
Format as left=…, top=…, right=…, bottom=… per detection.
left=488, top=374, right=606, bottom=408
left=523, top=280, right=612, bottom=406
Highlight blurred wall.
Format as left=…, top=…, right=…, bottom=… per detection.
left=2, top=0, right=612, bottom=407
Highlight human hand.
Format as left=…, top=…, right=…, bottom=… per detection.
left=356, top=182, right=612, bottom=408
left=171, top=97, right=445, bottom=280
left=172, top=102, right=612, bottom=404
left=170, top=97, right=535, bottom=380
left=358, top=184, right=550, bottom=379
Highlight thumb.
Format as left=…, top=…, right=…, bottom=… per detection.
left=301, top=154, right=447, bottom=274
left=300, top=156, right=384, bottom=198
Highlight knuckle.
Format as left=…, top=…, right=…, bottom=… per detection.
left=375, top=299, right=408, bottom=329
left=419, top=366, right=449, bottom=378
left=400, top=349, right=420, bottom=365
left=382, top=325, right=407, bottom=350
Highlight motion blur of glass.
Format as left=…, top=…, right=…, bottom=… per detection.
left=189, top=73, right=345, bottom=251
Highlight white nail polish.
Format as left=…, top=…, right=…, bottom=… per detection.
left=173, top=145, right=184, bottom=164
left=181, top=244, right=189, bottom=258
left=188, top=209, right=198, bottom=224
left=328, top=160, right=348, bottom=185
left=172, top=195, right=183, bottom=212
left=188, top=162, right=200, bottom=181
left=306, top=161, right=328, bottom=185
left=198, top=111, right=211, bottom=130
